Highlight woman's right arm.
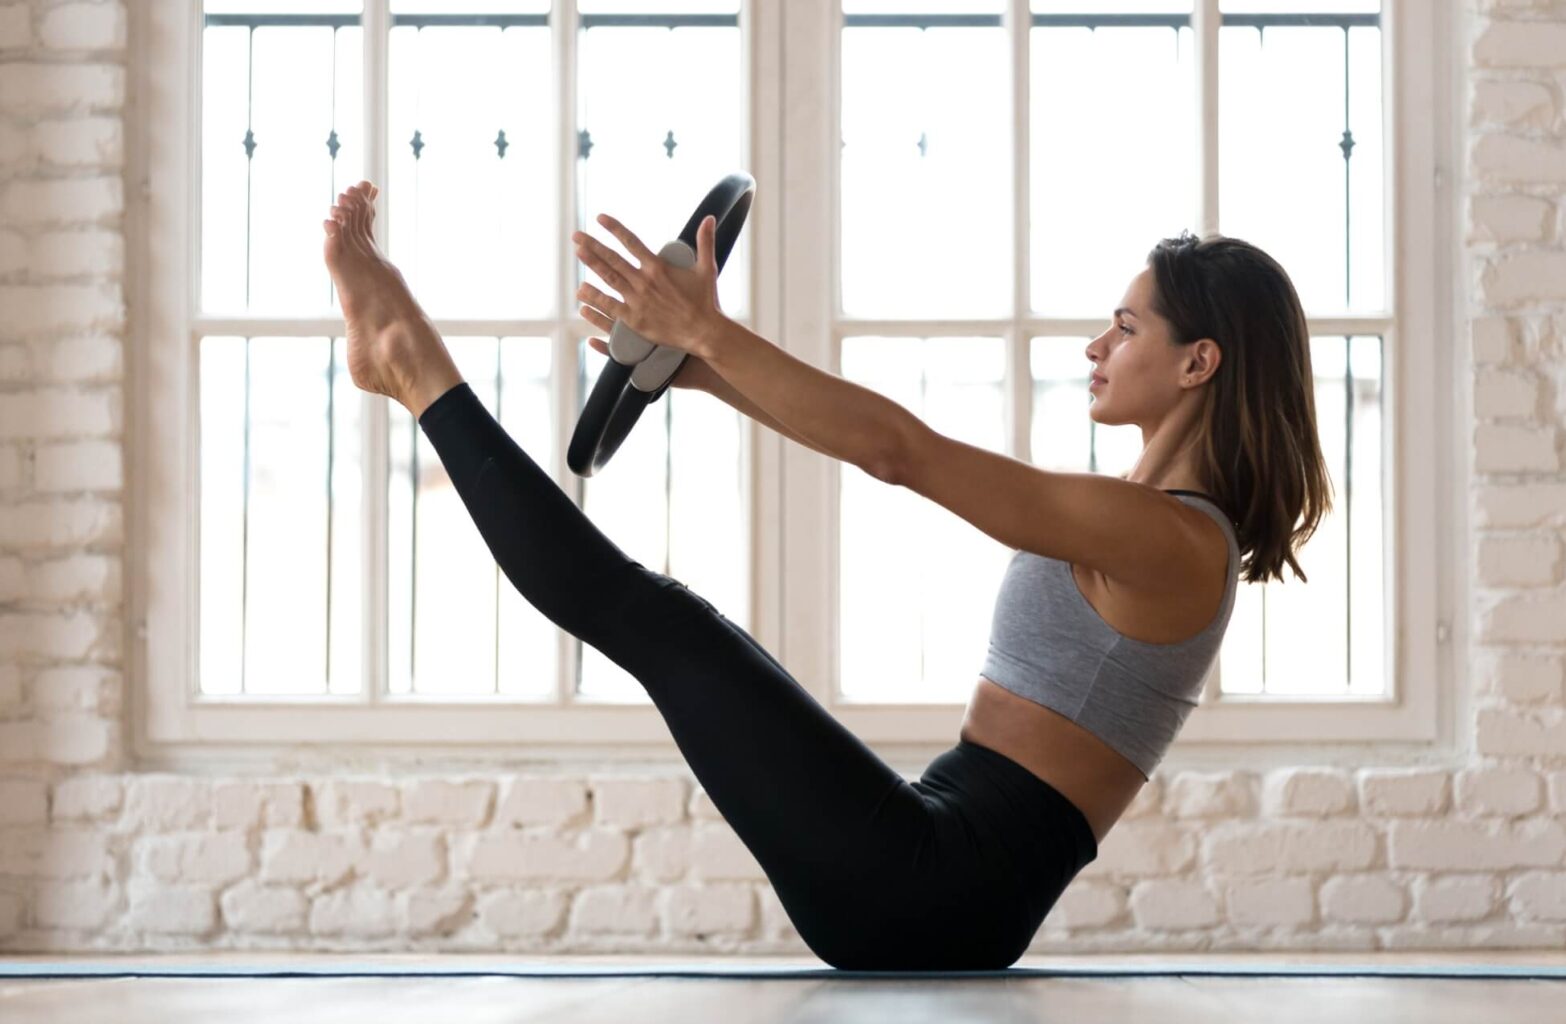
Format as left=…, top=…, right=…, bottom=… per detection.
left=689, top=359, right=842, bottom=463
left=585, top=338, right=841, bottom=463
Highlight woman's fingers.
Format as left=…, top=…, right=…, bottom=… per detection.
left=576, top=282, right=625, bottom=321
left=595, top=213, right=657, bottom=264
left=579, top=304, right=615, bottom=333
left=696, top=215, right=718, bottom=276
left=572, top=232, right=640, bottom=293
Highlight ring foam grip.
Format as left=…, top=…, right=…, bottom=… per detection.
left=568, top=172, right=756, bottom=478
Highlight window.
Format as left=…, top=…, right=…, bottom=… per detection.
left=134, top=0, right=1449, bottom=760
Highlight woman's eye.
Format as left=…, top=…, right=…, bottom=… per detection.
left=1118, top=324, right=1133, bottom=336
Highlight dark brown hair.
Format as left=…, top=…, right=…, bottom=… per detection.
left=1146, top=232, right=1333, bottom=584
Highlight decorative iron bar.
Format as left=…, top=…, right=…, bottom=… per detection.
left=238, top=22, right=255, bottom=690
left=326, top=34, right=341, bottom=690
left=242, top=28, right=255, bottom=307
left=327, top=27, right=340, bottom=302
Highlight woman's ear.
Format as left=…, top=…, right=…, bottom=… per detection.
left=1183, top=338, right=1221, bottom=386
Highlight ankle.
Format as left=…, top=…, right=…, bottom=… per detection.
left=400, top=349, right=465, bottom=421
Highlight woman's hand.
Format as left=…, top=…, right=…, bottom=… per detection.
left=584, top=336, right=716, bottom=392
left=572, top=213, right=728, bottom=359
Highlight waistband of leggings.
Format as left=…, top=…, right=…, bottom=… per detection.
left=944, top=739, right=1098, bottom=867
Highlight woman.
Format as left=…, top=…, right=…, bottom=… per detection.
left=322, top=180, right=1330, bottom=970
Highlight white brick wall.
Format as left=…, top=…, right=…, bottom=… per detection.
left=1, top=0, right=1566, bottom=957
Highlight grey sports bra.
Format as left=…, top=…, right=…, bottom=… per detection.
left=978, top=490, right=1241, bottom=779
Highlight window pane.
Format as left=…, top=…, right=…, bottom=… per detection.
left=838, top=337, right=1011, bottom=703
left=199, top=338, right=246, bottom=696
left=577, top=19, right=749, bottom=320
left=841, top=16, right=1010, bottom=318
left=387, top=22, right=556, bottom=318
left=1028, top=336, right=1140, bottom=477
left=1219, top=14, right=1385, bottom=313
left=576, top=342, right=747, bottom=702
left=1219, top=335, right=1384, bottom=696
left=1031, top=21, right=1195, bottom=316
left=388, top=338, right=557, bottom=698
left=198, top=337, right=362, bottom=696
left=201, top=11, right=364, bottom=314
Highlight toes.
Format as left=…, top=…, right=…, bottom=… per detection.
left=357, top=194, right=377, bottom=246
left=323, top=218, right=340, bottom=238
left=349, top=192, right=370, bottom=246
left=347, top=196, right=371, bottom=252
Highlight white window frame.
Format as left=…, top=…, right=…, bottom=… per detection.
left=128, top=0, right=1458, bottom=769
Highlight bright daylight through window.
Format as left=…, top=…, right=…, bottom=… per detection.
left=190, top=0, right=1391, bottom=722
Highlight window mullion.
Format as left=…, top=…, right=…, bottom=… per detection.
left=555, top=0, right=580, bottom=707
left=363, top=0, right=391, bottom=705
left=1195, top=0, right=1220, bottom=236
left=1007, top=0, right=1030, bottom=461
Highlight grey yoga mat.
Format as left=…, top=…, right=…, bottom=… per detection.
left=4, top=961, right=1566, bottom=981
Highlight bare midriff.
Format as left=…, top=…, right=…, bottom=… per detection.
left=959, top=676, right=1147, bottom=849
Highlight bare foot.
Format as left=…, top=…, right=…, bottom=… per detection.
left=323, top=181, right=463, bottom=419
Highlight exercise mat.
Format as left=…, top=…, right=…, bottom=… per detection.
left=4, top=959, right=1566, bottom=981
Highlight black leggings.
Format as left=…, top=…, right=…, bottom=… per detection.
left=419, top=382, right=1098, bottom=970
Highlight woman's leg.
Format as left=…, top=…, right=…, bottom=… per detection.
left=418, top=382, right=921, bottom=881
left=322, top=183, right=939, bottom=963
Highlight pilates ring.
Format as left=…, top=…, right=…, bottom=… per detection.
left=567, top=172, right=756, bottom=478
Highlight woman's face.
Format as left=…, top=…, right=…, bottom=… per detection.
left=1083, top=266, right=1196, bottom=428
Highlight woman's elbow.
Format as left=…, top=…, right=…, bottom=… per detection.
left=877, top=414, right=930, bottom=489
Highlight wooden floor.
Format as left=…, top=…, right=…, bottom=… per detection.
left=4, top=952, right=1565, bottom=1023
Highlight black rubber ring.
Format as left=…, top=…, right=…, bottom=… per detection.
left=568, top=172, right=755, bottom=478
